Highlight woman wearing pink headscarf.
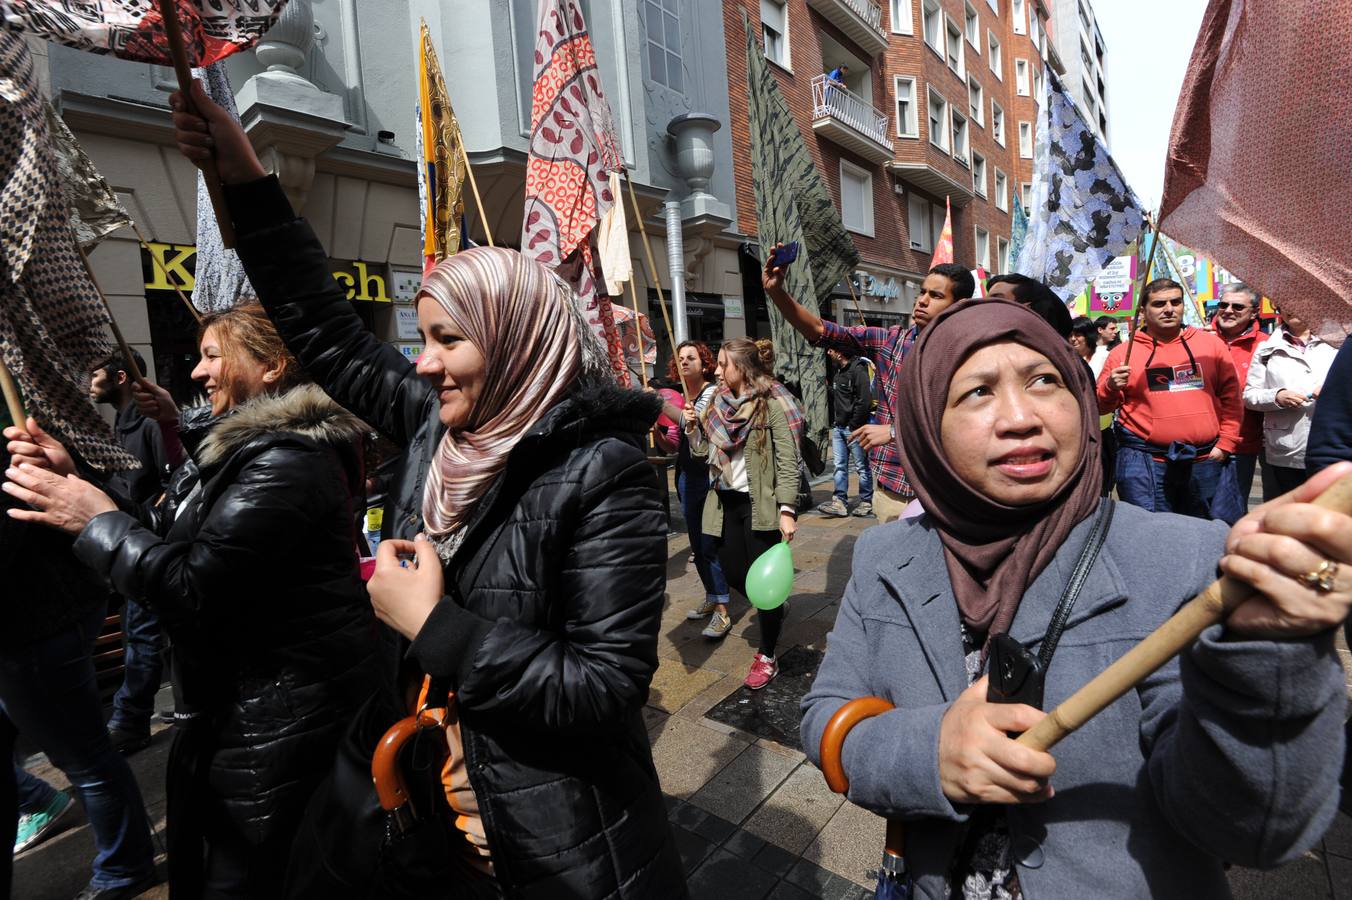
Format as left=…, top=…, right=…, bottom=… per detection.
left=168, top=84, right=686, bottom=899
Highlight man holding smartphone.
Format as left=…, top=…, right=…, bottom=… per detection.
left=762, top=250, right=975, bottom=520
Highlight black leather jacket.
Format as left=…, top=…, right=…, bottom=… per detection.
left=225, top=175, right=686, bottom=899
left=75, top=384, right=384, bottom=845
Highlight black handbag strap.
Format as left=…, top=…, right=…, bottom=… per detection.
left=1037, top=497, right=1115, bottom=669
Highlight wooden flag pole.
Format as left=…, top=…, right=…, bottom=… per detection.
left=622, top=170, right=690, bottom=404
left=156, top=0, right=236, bottom=249
left=128, top=222, right=203, bottom=324
left=626, top=278, right=649, bottom=389
left=1123, top=214, right=1163, bottom=368
left=75, top=243, right=151, bottom=390
left=0, top=359, right=24, bottom=428
left=844, top=277, right=868, bottom=326
left=1019, top=470, right=1352, bottom=751
left=458, top=142, right=495, bottom=248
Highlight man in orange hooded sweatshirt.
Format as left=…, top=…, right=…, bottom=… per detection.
left=1097, top=279, right=1245, bottom=522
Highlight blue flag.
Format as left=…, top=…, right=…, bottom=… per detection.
left=1015, top=72, right=1144, bottom=301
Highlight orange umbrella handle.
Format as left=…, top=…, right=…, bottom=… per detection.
left=818, top=696, right=895, bottom=795
left=372, top=710, right=446, bottom=813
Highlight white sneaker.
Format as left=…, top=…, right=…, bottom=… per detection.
left=687, top=598, right=719, bottom=620
left=701, top=610, right=732, bottom=639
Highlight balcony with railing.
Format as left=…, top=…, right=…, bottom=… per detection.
left=811, top=74, right=894, bottom=164
left=806, top=0, right=888, bottom=57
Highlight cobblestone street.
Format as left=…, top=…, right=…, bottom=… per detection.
left=12, top=478, right=1352, bottom=899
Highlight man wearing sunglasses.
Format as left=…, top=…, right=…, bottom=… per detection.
left=1210, top=283, right=1265, bottom=500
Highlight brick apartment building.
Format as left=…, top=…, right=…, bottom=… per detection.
left=724, top=0, right=1062, bottom=328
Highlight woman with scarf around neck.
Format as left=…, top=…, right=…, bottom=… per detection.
left=683, top=338, right=800, bottom=689
left=165, top=83, right=684, bottom=898
left=801, top=300, right=1352, bottom=899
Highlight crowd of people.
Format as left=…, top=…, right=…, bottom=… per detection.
left=0, top=76, right=1348, bottom=900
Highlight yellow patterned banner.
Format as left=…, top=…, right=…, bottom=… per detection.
left=417, top=21, right=465, bottom=268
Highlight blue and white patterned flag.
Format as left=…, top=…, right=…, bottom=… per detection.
left=190, top=62, right=253, bottom=313
left=1015, top=72, right=1144, bottom=301
left=1008, top=187, right=1028, bottom=273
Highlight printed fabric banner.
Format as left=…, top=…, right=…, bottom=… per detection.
left=190, top=62, right=253, bottom=314
left=743, top=11, right=857, bottom=448
left=416, top=19, right=465, bottom=272
left=0, top=0, right=290, bottom=67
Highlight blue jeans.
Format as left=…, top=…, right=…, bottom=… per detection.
left=675, top=461, right=729, bottom=598
left=831, top=427, right=873, bottom=503
left=109, top=596, right=164, bottom=733
left=1233, top=453, right=1258, bottom=507
left=1115, top=445, right=1245, bottom=524
left=15, top=763, right=58, bottom=812
left=0, top=610, right=155, bottom=889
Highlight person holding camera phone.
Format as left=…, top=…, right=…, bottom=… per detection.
left=801, top=299, right=1352, bottom=899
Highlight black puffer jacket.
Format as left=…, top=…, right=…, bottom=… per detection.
left=75, top=384, right=385, bottom=844
left=225, top=175, right=686, bottom=899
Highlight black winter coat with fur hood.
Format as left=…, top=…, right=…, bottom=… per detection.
left=223, top=175, right=686, bottom=899
left=74, top=384, right=384, bottom=845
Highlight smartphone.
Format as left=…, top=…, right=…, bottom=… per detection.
left=986, top=632, right=1045, bottom=711
left=769, top=241, right=800, bottom=269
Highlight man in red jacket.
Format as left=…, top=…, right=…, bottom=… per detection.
left=1097, top=279, right=1245, bottom=522
left=1210, top=282, right=1265, bottom=501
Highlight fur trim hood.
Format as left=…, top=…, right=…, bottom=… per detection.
left=197, top=384, right=369, bottom=467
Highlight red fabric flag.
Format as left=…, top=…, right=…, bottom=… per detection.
left=930, top=196, right=954, bottom=267
left=1159, top=0, right=1352, bottom=341
left=0, top=0, right=289, bottom=67
left=520, top=0, right=628, bottom=385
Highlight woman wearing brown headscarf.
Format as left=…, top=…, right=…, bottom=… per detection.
left=801, top=300, right=1352, bottom=899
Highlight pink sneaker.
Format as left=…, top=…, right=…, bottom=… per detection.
left=744, top=654, right=779, bottom=690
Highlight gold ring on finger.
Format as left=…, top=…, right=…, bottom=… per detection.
left=1300, top=559, right=1339, bottom=593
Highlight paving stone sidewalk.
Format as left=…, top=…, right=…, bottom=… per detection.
left=11, top=476, right=1352, bottom=899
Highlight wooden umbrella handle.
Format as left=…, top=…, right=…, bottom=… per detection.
left=819, top=696, right=895, bottom=794
left=1019, top=471, right=1352, bottom=751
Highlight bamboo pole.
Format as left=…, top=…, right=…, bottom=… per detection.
left=1017, top=471, right=1352, bottom=752
left=128, top=222, right=202, bottom=324
left=458, top=142, right=495, bottom=248
left=844, top=276, right=868, bottom=326
left=1122, top=214, right=1163, bottom=368
left=156, top=0, right=235, bottom=248
left=0, top=359, right=24, bottom=429
left=75, top=242, right=151, bottom=390
left=626, top=277, right=649, bottom=389
left=622, top=170, right=689, bottom=404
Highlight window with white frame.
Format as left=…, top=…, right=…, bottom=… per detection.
left=964, top=2, right=980, bottom=48
left=991, top=100, right=1005, bottom=145
left=1018, top=121, right=1033, bottom=157
left=945, top=16, right=964, bottom=76
left=1012, top=0, right=1027, bottom=34
left=974, top=227, right=990, bottom=270
left=890, top=0, right=914, bottom=34
left=839, top=161, right=874, bottom=236
left=997, top=236, right=1009, bottom=271
left=1021, top=181, right=1033, bottom=202
left=894, top=76, right=918, bottom=137
left=907, top=194, right=931, bottom=251
left=994, top=168, right=1008, bottom=210
left=928, top=87, right=950, bottom=151
left=968, top=76, right=984, bottom=125
left=760, top=0, right=790, bottom=68
left=644, top=0, right=683, bottom=92
left=986, top=0, right=998, bottom=12
left=922, top=1, right=943, bottom=56
left=1016, top=58, right=1030, bottom=96
left=987, top=31, right=1002, bottom=79
left=951, top=111, right=969, bottom=164
left=972, top=152, right=987, bottom=197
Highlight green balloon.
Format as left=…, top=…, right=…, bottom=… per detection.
left=746, top=541, right=794, bottom=610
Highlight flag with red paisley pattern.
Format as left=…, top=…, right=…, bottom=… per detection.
left=520, top=0, right=628, bottom=386
left=0, top=0, right=289, bottom=67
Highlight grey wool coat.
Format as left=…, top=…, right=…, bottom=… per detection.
left=801, top=501, right=1347, bottom=900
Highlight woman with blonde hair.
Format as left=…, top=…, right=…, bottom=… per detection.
left=5, top=301, right=383, bottom=898
left=684, top=337, right=800, bottom=689
left=159, top=79, right=685, bottom=898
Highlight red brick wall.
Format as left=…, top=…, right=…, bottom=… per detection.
left=723, top=0, right=1051, bottom=278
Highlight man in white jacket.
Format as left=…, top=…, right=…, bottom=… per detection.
left=1243, top=308, right=1338, bottom=500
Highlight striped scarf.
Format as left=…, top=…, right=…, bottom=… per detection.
left=420, top=247, right=609, bottom=549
